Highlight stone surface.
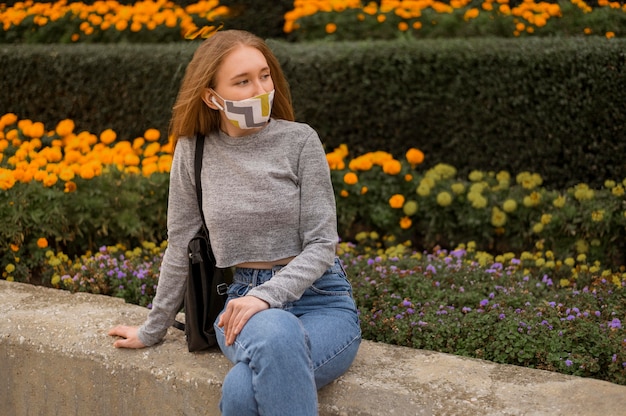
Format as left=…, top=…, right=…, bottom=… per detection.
left=2, top=279, right=626, bottom=415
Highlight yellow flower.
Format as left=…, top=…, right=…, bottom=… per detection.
left=343, top=172, right=358, bottom=185
left=502, top=199, right=517, bottom=213
left=468, top=170, right=483, bottom=182
left=564, top=257, right=575, bottom=267
left=591, top=210, right=604, bottom=222
left=491, top=206, right=507, bottom=227
left=399, top=216, right=412, bottom=229
left=416, top=183, right=431, bottom=197
left=523, top=191, right=542, bottom=207
left=436, top=191, right=452, bottom=207
left=5, top=263, right=15, bottom=273
left=469, top=193, right=487, bottom=209
left=451, top=183, right=465, bottom=194
left=51, top=274, right=61, bottom=286
left=611, top=185, right=624, bottom=197
left=389, top=194, right=405, bottom=209
left=403, top=200, right=418, bottom=216
left=553, top=195, right=566, bottom=208
left=540, top=214, right=552, bottom=225
left=575, top=240, right=589, bottom=254
left=532, top=223, right=544, bottom=233
left=574, top=184, right=594, bottom=201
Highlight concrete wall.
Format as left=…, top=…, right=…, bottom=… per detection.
left=2, top=279, right=626, bottom=416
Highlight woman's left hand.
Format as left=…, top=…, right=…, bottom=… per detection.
left=218, top=296, right=269, bottom=346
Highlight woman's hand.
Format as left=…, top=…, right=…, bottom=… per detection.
left=218, top=296, right=269, bottom=346
left=108, top=325, right=147, bottom=349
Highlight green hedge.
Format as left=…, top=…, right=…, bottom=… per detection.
left=3, top=37, right=626, bottom=188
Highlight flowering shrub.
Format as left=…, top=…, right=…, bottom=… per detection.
left=0, top=113, right=171, bottom=282
left=37, top=237, right=626, bottom=384
left=340, top=241, right=626, bottom=385
left=3, top=113, right=626, bottom=284
left=286, top=0, right=626, bottom=40
left=0, top=0, right=228, bottom=43
left=45, top=242, right=165, bottom=307
left=327, top=144, right=626, bottom=270
left=2, top=0, right=625, bottom=43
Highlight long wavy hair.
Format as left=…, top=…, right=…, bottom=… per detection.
left=168, top=30, right=295, bottom=148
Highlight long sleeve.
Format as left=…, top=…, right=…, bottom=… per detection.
left=137, top=137, right=202, bottom=346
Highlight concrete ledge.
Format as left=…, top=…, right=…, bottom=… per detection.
left=2, top=279, right=626, bottom=416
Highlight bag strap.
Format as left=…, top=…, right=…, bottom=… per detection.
left=172, top=133, right=208, bottom=333
left=194, top=133, right=209, bottom=235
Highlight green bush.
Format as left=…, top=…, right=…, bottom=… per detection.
left=2, top=38, right=626, bottom=188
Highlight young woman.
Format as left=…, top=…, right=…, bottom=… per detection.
left=108, top=30, right=361, bottom=415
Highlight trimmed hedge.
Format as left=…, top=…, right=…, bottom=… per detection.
left=2, top=37, right=626, bottom=188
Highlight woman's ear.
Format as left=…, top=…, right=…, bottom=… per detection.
left=202, top=88, right=221, bottom=110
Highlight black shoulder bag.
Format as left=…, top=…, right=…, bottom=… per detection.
left=173, top=133, right=232, bottom=352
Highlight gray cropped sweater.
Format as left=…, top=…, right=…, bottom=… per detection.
left=137, top=119, right=338, bottom=347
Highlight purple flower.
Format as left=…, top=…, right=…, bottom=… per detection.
left=426, top=264, right=437, bottom=275
left=565, top=359, right=573, bottom=367
left=609, top=318, right=622, bottom=329
left=480, top=299, right=489, bottom=307
left=402, top=299, right=412, bottom=307
left=499, top=313, right=506, bottom=320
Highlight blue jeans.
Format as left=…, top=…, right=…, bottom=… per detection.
left=214, top=257, right=361, bottom=416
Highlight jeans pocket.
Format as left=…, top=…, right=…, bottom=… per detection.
left=227, top=282, right=250, bottom=299
left=308, top=272, right=352, bottom=296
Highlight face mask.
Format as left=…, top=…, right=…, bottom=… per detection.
left=210, top=89, right=275, bottom=129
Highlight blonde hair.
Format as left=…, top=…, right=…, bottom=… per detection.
left=169, top=30, right=295, bottom=148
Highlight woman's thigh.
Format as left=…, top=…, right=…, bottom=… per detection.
left=289, top=259, right=362, bottom=387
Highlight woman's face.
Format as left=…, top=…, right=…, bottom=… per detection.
left=206, top=45, right=275, bottom=136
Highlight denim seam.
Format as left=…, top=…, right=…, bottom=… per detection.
left=313, top=332, right=361, bottom=372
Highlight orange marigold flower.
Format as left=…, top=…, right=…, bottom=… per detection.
left=100, top=129, right=117, bottom=145
left=361, top=186, right=368, bottom=195
left=399, top=216, right=412, bottom=229
left=406, top=148, right=425, bottom=165
left=10, top=243, right=19, bottom=252
left=343, top=172, right=358, bottom=185
left=382, top=159, right=402, bottom=175
left=606, top=31, right=615, bottom=39
left=37, top=238, right=48, bottom=249
left=389, top=194, right=405, bottom=209
left=56, top=119, right=75, bottom=137
left=398, top=21, right=409, bottom=31
left=144, top=128, right=160, bottom=142
left=340, top=189, right=349, bottom=197
left=64, top=181, right=77, bottom=193
left=325, top=23, right=337, bottom=34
